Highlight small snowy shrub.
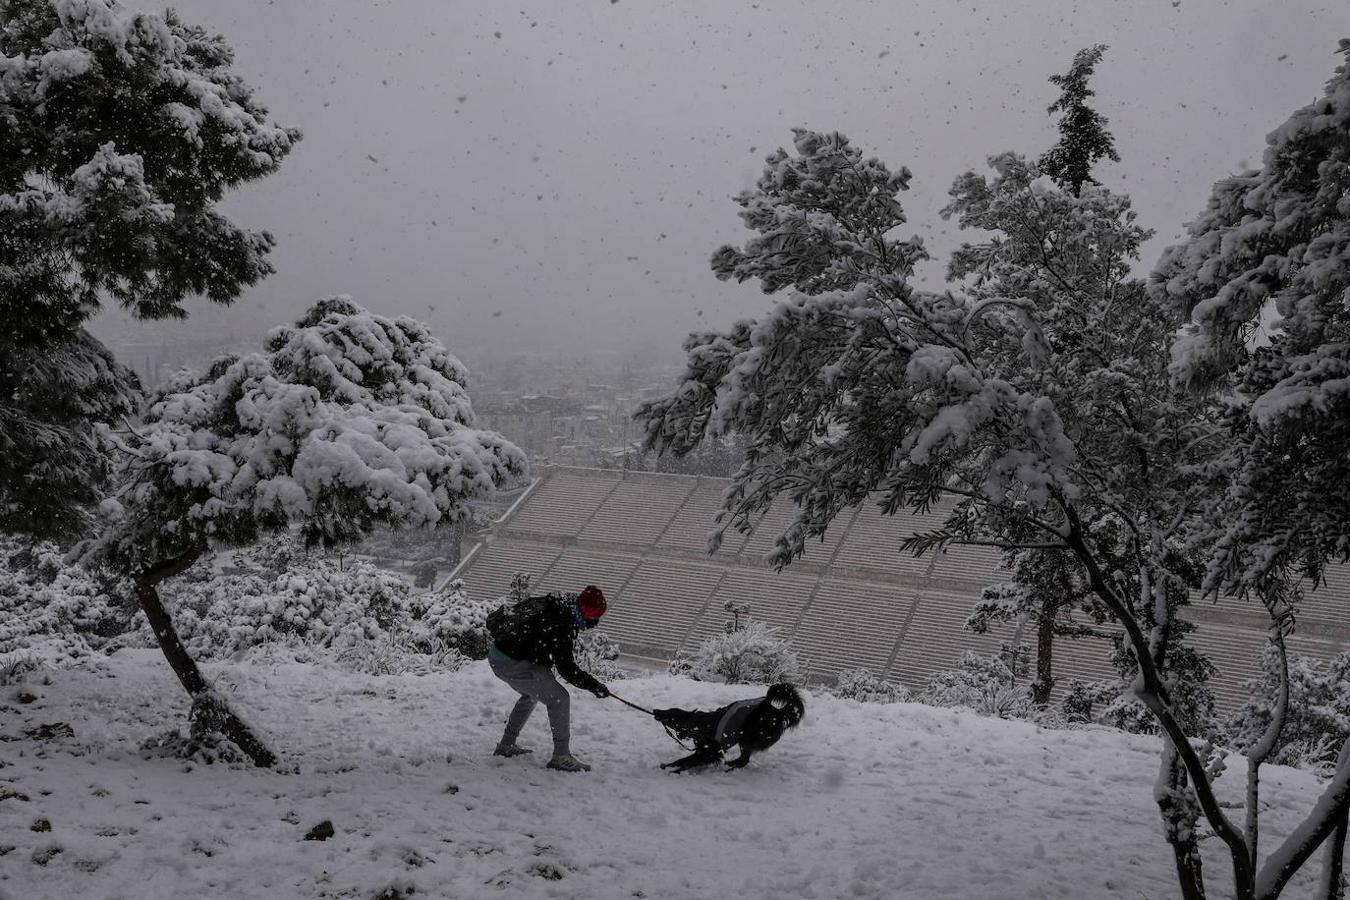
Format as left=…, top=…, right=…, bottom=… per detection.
left=1099, top=695, right=1159, bottom=735
left=229, top=533, right=309, bottom=575
left=1058, top=679, right=1126, bottom=724
left=407, top=581, right=505, bottom=659
left=0, top=652, right=42, bottom=685
left=335, top=631, right=468, bottom=677
left=832, top=667, right=910, bottom=703
left=669, top=621, right=803, bottom=685
left=0, top=536, right=132, bottom=666
left=1228, top=646, right=1350, bottom=772
left=920, top=651, right=1032, bottom=719
left=576, top=629, right=627, bottom=681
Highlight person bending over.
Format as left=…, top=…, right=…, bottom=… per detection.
left=486, top=585, right=610, bottom=772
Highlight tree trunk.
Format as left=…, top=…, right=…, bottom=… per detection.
left=1061, top=510, right=1254, bottom=896
left=1032, top=598, right=1055, bottom=706
left=1320, top=805, right=1349, bottom=900
left=135, top=547, right=277, bottom=768
left=1159, top=748, right=1209, bottom=900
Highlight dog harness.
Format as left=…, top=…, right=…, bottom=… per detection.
left=713, top=699, right=761, bottom=748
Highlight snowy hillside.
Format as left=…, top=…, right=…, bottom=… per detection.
left=0, top=652, right=1332, bottom=900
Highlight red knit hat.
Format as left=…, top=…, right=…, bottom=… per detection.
left=577, top=585, right=607, bottom=620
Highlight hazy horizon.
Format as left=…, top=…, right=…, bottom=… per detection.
left=91, top=0, right=1350, bottom=368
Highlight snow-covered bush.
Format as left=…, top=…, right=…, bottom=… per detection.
left=831, top=667, right=910, bottom=703
left=150, top=560, right=413, bottom=661
left=406, top=581, right=505, bottom=660
left=0, top=535, right=131, bottom=667
left=576, top=629, right=627, bottom=682
left=1228, top=646, right=1350, bottom=773
left=0, top=652, right=43, bottom=685
left=1097, top=695, right=1160, bottom=736
left=920, top=651, right=1033, bottom=720
left=230, top=533, right=310, bottom=575
left=1058, top=679, right=1127, bottom=725
left=334, top=631, right=468, bottom=677
left=669, top=621, right=802, bottom=685
left=0, top=533, right=496, bottom=678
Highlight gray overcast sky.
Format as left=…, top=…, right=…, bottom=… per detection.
left=97, top=0, right=1350, bottom=363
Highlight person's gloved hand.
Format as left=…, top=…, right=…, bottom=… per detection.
left=592, top=684, right=611, bottom=698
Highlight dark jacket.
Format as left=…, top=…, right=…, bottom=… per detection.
left=492, top=594, right=604, bottom=694
left=712, top=699, right=761, bottom=748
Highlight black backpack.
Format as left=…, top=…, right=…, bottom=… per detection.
left=486, top=594, right=554, bottom=642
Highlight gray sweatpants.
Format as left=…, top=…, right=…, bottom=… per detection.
left=489, top=647, right=571, bottom=757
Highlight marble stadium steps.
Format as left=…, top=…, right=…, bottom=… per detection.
left=794, top=578, right=917, bottom=680
left=828, top=504, right=944, bottom=580
left=455, top=540, right=563, bottom=603
left=653, top=483, right=752, bottom=558
left=504, top=471, right=617, bottom=538
left=889, top=588, right=1009, bottom=689
left=533, top=547, right=642, bottom=599
left=452, top=467, right=1350, bottom=714
left=606, top=557, right=725, bottom=658
left=682, top=567, right=819, bottom=650
left=1188, top=622, right=1272, bottom=711
left=578, top=476, right=699, bottom=547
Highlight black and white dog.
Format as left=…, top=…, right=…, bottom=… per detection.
left=653, top=683, right=805, bottom=772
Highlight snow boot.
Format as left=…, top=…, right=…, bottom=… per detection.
left=493, top=743, right=533, bottom=758
left=546, top=753, right=592, bottom=772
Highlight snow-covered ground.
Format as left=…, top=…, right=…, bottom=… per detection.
left=0, top=651, right=1330, bottom=899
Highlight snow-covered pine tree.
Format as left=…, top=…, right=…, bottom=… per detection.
left=635, top=129, right=1239, bottom=899
left=0, top=0, right=299, bottom=537
left=1037, top=44, right=1120, bottom=197
left=1152, top=41, right=1350, bottom=899
left=0, top=330, right=141, bottom=537
left=1153, top=39, right=1350, bottom=602
left=945, top=151, right=1226, bottom=896
left=79, top=297, right=527, bottom=766
left=962, top=46, right=1122, bottom=712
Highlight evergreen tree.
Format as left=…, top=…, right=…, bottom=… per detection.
left=0, top=0, right=300, bottom=537
left=1153, top=43, right=1350, bottom=898
left=79, top=297, right=526, bottom=765
left=636, top=126, right=1339, bottom=899
left=1038, top=44, right=1119, bottom=197
left=1153, top=40, right=1350, bottom=602
left=0, top=330, right=140, bottom=536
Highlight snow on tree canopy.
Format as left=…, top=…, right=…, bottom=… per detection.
left=84, top=297, right=526, bottom=575
left=0, top=0, right=301, bottom=345
left=639, top=134, right=1196, bottom=572
left=1151, top=41, right=1350, bottom=591
left=1154, top=39, right=1350, bottom=400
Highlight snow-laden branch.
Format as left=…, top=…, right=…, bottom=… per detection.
left=1246, top=626, right=1289, bottom=865
left=1256, top=739, right=1350, bottom=899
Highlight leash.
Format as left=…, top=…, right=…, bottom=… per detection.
left=608, top=692, right=653, bottom=715
left=606, top=691, right=694, bottom=751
